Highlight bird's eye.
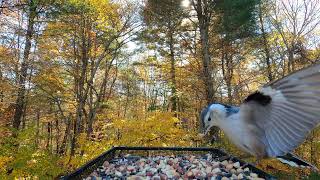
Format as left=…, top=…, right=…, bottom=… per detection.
left=208, top=117, right=211, bottom=121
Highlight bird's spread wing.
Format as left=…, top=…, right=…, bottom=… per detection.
left=241, top=63, right=320, bottom=157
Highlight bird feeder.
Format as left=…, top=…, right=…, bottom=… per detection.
left=61, top=146, right=275, bottom=180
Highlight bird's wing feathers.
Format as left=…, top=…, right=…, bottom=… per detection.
left=242, top=63, right=320, bottom=157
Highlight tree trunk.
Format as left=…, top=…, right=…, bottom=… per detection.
left=168, top=26, right=177, bottom=112
left=35, top=109, right=40, bottom=147
left=71, top=92, right=86, bottom=156
left=86, top=61, right=95, bottom=138
left=55, top=118, right=59, bottom=154
left=192, top=0, right=218, bottom=137
left=59, top=114, right=72, bottom=155
left=194, top=0, right=215, bottom=104
left=226, top=79, right=232, bottom=104
left=86, top=60, right=115, bottom=137
left=12, top=1, right=37, bottom=130
left=221, top=40, right=233, bottom=104
left=71, top=19, right=89, bottom=156
left=46, top=122, right=51, bottom=150
left=224, top=57, right=233, bottom=104
left=70, top=118, right=77, bottom=156
left=258, top=3, right=273, bottom=81
left=288, top=46, right=295, bottom=72
left=0, top=69, right=3, bottom=102
left=200, top=27, right=214, bottom=103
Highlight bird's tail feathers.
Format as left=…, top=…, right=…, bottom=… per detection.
left=276, top=153, right=319, bottom=172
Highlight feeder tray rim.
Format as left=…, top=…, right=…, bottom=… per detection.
left=61, top=146, right=276, bottom=180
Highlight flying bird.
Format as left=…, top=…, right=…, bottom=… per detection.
left=200, top=63, right=320, bottom=170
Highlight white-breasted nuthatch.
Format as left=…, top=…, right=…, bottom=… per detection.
left=200, top=63, right=320, bottom=169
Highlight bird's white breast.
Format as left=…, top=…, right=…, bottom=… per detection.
left=218, top=113, right=263, bottom=156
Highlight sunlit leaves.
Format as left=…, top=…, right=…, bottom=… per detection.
left=67, top=0, right=120, bottom=32
left=113, top=112, right=197, bottom=147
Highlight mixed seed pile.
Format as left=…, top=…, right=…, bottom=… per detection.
left=86, top=154, right=265, bottom=180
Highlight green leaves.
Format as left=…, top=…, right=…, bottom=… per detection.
left=0, top=128, right=63, bottom=179
left=217, top=0, right=259, bottom=40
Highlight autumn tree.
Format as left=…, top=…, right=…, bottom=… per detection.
left=190, top=0, right=216, bottom=104
left=39, top=0, right=139, bottom=156
left=142, top=0, right=187, bottom=112
left=269, top=0, right=320, bottom=72
left=11, top=0, right=38, bottom=131
left=216, top=0, right=259, bottom=104
left=258, top=0, right=273, bottom=81
left=0, top=0, right=320, bottom=178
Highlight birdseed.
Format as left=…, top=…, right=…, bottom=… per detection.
left=85, top=154, right=265, bottom=180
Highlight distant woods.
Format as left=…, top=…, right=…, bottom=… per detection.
left=0, top=0, right=320, bottom=178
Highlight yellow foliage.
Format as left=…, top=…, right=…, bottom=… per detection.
left=68, top=0, right=120, bottom=30
left=112, top=112, right=198, bottom=147
left=0, top=156, right=12, bottom=173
